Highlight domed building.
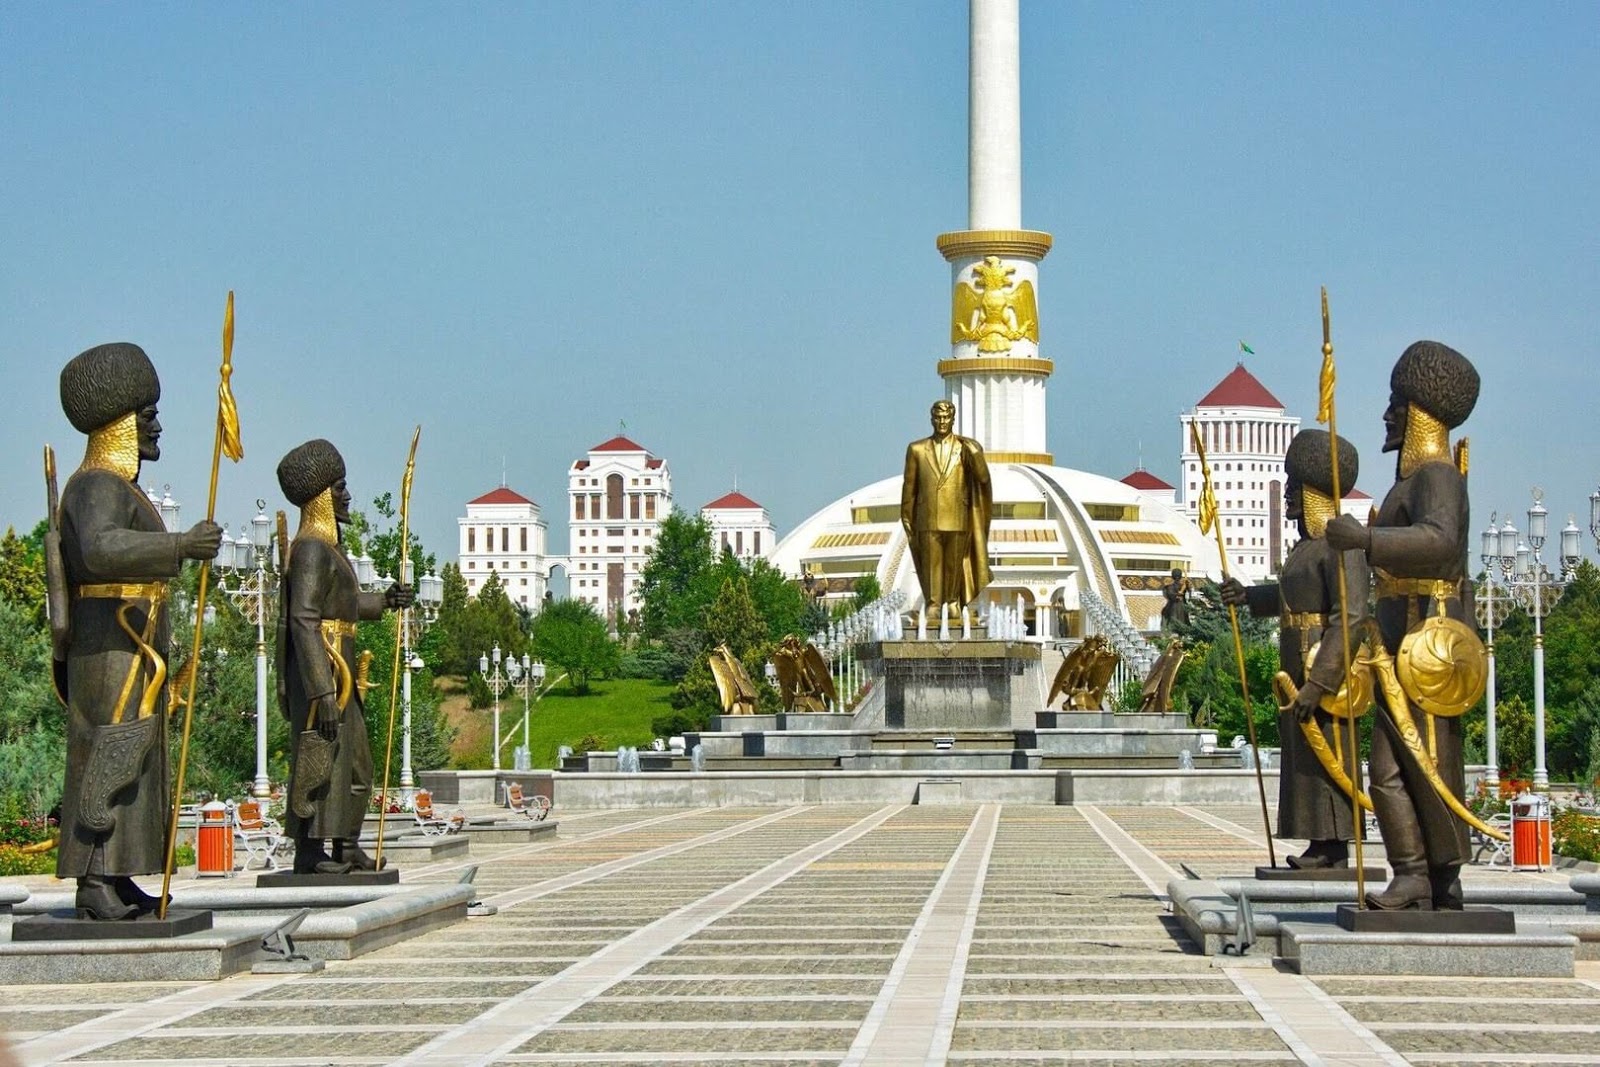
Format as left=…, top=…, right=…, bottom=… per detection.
left=771, top=0, right=1218, bottom=639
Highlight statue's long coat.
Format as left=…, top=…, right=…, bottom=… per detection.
left=278, top=536, right=386, bottom=840
left=56, top=468, right=183, bottom=877
left=1368, top=459, right=1473, bottom=867
left=1244, top=537, right=1369, bottom=842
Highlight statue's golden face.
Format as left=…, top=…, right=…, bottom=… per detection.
left=930, top=404, right=955, bottom=437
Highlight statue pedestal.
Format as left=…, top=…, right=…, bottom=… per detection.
left=863, top=640, right=1040, bottom=730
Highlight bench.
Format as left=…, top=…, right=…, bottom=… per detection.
left=504, top=782, right=552, bottom=822
left=414, top=789, right=465, bottom=836
left=233, top=800, right=290, bottom=871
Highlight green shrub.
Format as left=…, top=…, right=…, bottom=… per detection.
left=650, top=710, right=709, bottom=738
left=1553, top=808, right=1600, bottom=863
left=0, top=845, right=55, bottom=876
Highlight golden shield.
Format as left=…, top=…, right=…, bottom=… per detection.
left=1396, top=616, right=1487, bottom=717
left=1303, top=640, right=1375, bottom=719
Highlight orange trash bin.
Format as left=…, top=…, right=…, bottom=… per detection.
left=196, top=799, right=234, bottom=877
left=1511, top=792, right=1552, bottom=870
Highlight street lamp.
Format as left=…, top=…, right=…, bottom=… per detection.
left=1476, top=513, right=1516, bottom=793
left=216, top=499, right=279, bottom=799
left=480, top=645, right=507, bottom=772
left=397, top=571, right=443, bottom=804
left=1497, top=489, right=1581, bottom=793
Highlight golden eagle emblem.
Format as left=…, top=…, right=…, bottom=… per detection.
left=952, top=255, right=1039, bottom=353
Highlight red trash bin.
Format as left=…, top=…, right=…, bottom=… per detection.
left=197, top=799, right=234, bottom=877
left=1511, top=792, right=1552, bottom=870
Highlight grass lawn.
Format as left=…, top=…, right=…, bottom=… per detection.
left=447, top=676, right=679, bottom=770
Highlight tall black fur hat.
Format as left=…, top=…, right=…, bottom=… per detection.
left=1391, top=340, right=1479, bottom=429
left=1285, top=429, right=1358, bottom=497
left=276, top=439, right=346, bottom=507
left=59, top=343, right=161, bottom=433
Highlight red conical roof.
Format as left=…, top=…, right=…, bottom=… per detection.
left=1120, top=469, right=1175, bottom=491
left=468, top=486, right=535, bottom=506
left=703, top=491, right=763, bottom=510
left=1197, top=363, right=1283, bottom=409
left=590, top=435, right=648, bottom=453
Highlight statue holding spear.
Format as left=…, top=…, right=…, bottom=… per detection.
left=51, top=340, right=223, bottom=920
left=275, top=438, right=414, bottom=875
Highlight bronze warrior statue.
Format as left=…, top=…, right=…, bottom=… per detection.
left=1160, top=568, right=1190, bottom=629
left=901, top=400, right=992, bottom=620
left=1326, top=341, right=1483, bottom=910
left=54, top=343, right=223, bottom=920
left=276, top=439, right=412, bottom=875
left=1222, top=429, right=1369, bottom=870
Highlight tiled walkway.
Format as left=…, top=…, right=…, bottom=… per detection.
left=6, top=804, right=1598, bottom=1066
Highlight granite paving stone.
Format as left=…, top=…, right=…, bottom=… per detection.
left=7, top=803, right=1598, bottom=1067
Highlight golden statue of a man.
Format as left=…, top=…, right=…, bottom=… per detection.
left=901, top=400, right=992, bottom=618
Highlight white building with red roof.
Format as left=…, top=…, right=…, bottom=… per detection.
left=701, top=490, right=776, bottom=562
left=1179, top=363, right=1301, bottom=582
left=1119, top=467, right=1177, bottom=509
left=458, top=485, right=548, bottom=608
left=567, top=434, right=672, bottom=624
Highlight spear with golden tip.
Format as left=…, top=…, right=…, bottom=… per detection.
left=1190, top=421, right=1276, bottom=868
left=160, top=291, right=245, bottom=918
left=375, top=426, right=421, bottom=865
left=1317, top=287, right=1369, bottom=906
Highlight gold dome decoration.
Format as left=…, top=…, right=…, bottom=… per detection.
left=1397, top=616, right=1487, bottom=717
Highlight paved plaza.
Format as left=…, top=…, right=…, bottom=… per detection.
left=5, top=803, right=1598, bottom=1066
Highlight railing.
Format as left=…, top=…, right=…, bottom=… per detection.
left=1079, top=583, right=1159, bottom=684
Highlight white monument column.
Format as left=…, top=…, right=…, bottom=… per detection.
left=938, top=0, right=1053, bottom=464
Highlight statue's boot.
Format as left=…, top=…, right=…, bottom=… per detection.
left=293, top=836, right=352, bottom=876
left=1430, top=864, right=1465, bottom=911
left=113, top=876, right=169, bottom=915
left=1286, top=839, right=1349, bottom=870
left=1364, top=870, right=1433, bottom=910
left=334, top=838, right=385, bottom=871
left=76, top=876, right=138, bottom=921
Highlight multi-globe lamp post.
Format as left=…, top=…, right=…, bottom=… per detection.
left=505, top=653, right=546, bottom=771
left=214, top=501, right=278, bottom=799
left=1492, top=490, right=1581, bottom=793
left=480, top=645, right=508, bottom=772
left=399, top=570, right=443, bottom=803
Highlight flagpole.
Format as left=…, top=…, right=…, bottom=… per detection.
left=1191, top=422, right=1276, bottom=867
left=1318, top=287, right=1368, bottom=906
left=160, top=292, right=244, bottom=918
left=375, top=426, right=420, bottom=868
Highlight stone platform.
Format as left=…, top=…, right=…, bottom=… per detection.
left=862, top=638, right=1041, bottom=729
left=1, top=877, right=476, bottom=982
left=8, top=804, right=1600, bottom=1065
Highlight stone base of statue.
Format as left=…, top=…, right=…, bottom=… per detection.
left=1334, top=903, right=1514, bottom=934
left=1255, top=865, right=1387, bottom=882
left=258, top=869, right=400, bottom=888
left=863, top=640, right=1040, bottom=730
left=12, top=907, right=212, bottom=941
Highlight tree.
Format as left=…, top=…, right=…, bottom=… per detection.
left=675, top=577, right=781, bottom=718
left=1166, top=583, right=1280, bottom=747
left=0, top=597, right=64, bottom=813
left=421, top=563, right=471, bottom=674
left=636, top=511, right=716, bottom=638
left=853, top=574, right=882, bottom=611
left=532, top=599, right=619, bottom=694
left=0, top=524, right=46, bottom=626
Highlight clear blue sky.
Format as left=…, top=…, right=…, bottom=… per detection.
left=3, top=2, right=1597, bottom=572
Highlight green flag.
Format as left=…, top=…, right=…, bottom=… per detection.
left=1239, top=340, right=1255, bottom=356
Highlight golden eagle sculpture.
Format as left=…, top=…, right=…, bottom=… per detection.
left=952, top=255, right=1038, bottom=353
left=772, top=635, right=837, bottom=713
left=708, top=643, right=759, bottom=716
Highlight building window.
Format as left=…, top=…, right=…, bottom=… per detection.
left=607, top=474, right=624, bottom=519
left=630, top=494, right=640, bottom=519
left=467, top=528, right=475, bottom=552
left=645, top=495, right=656, bottom=519
left=467, top=561, right=474, bottom=569
left=754, top=531, right=761, bottom=554
left=575, top=496, right=585, bottom=519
